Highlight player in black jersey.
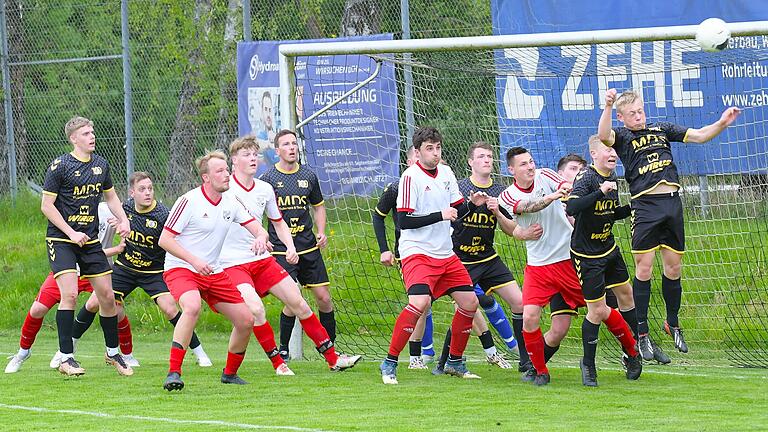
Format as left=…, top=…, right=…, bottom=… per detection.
left=70, top=172, right=212, bottom=368
left=599, top=89, right=741, bottom=360
left=40, top=116, right=133, bottom=377
left=261, top=130, right=335, bottom=360
left=566, top=136, right=643, bottom=386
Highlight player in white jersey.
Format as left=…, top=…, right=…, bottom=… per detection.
left=221, top=136, right=361, bottom=375
left=498, top=147, right=585, bottom=386
left=159, top=151, right=267, bottom=391
left=380, top=126, right=488, bottom=385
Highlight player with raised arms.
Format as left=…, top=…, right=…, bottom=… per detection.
left=598, top=89, right=741, bottom=360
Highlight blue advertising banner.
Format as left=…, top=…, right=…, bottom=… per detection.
left=237, top=34, right=399, bottom=197
left=491, top=0, right=768, bottom=175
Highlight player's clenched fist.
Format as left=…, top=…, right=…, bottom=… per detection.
left=442, top=207, right=458, bottom=221
left=719, top=106, right=742, bottom=127
left=605, top=88, right=617, bottom=107
left=599, top=181, right=617, bottom=194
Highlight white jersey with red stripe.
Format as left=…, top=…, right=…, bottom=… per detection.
left=396, top=161, right=464, bottom=259
left=499, top=168, right=572, bottom=266
left=220, top=176, right=283, bottom=267
left=164, top=185, right=255, bottom=273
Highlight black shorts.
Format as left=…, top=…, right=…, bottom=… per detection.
left=549, top=293, right=578, bottom=317
left=274, top=248, right=330, bottom=288
left=630, top=192, right=685, bottom=254
left=464, top=256, right=516, bottom=295
left=111, top=264, right=170, bottom=303
left=47, top=239, right=112, bottom=279
left=571, top=247, right=630, bottom=303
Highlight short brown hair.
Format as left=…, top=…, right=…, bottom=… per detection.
left=467, top=141, right=493, bottom=160
left=614, top=90, right=643, bottom=114
left=128, top=171, right=152, bottom=189
left=229, top=135, right=259, bottom=156
left=412, top=126, right=442, bottom=150
left=505, top=146, right=529, bottom=166
left=195, top=150, right=227, bottom=176
left=64, top=116, right=93, bottom=140
left=557, top=153, right=587, bottom=171
left=274, top=129, right=297, bottom=147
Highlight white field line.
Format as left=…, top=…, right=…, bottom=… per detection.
left=0, top=403, right=339, bottom=432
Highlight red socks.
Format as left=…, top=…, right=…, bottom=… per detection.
left=523, top=328, right=548, bottom=374
left=169, top=345, right=186, bottom=374
left=224, top=351, right=246, bottom=376
left=300, top=314, right=338, bottom=366
left=117, top=316, right=133, bottom=355
left=20, top=312, right=44, bottom=350
left=448, top=307, right=475, bottom=357
left=605, top=308, right=638, bottom=357
left=387, top=304, right=423, bottom=358
left=252, top=322, right=284, bottom=369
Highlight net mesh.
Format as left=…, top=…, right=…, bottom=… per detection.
left=291, top=37, right=768, bottom=367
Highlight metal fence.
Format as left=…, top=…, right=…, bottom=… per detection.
left=0, top=0, right=492, bottom=202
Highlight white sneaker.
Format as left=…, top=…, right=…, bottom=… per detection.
left=487, top=352, right=513, bottom=369
left=5, top=352, right=30, bottom=374
left=330, top=354, right=362, bottom=371
left=275, top=363, right=295, bottom=376
left=421, top=354, right=435, bottom=364
left=50, top=351, right=64, bottom=369
left=408, top=357, right=428, bottom=370
left=122, top=353, right=140, bottom=367
left=194, top=351, right=213, bottom=367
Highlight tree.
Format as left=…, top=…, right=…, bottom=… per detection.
left=340, top=0, right=381, bottom=36
left=214, top=0, right=241, bottom=149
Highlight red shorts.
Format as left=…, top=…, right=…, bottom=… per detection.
left=224, top=257, right=290, bottom=298
left=522, top=259, right=585, bottom=310
left=35, top=272, right=93, bottom=309
left=401, top=254, right=473, bottom=299
left=163, top=268, right=244, bottom=313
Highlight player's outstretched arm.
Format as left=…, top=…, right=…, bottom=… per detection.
left=271, top=219, right=298, bottom=264
left=565, top=181, right=616, bottom=216
left=515, top=186, right=569, bottom=214
left=598, top=89, right=617, bottom=146
left=684, top=107, right=742, bottom=143
left=158, top=229, right=213, bottom=275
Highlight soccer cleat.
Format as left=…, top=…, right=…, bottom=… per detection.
left=278, top=349, right=290, bottom=362
left=431, top=365, right=445, bottom=376
left=521, top=367, right=537, bottom=383
left=163, top=372, right=184, bottom=391
left=275, top=363, right=295, bottom=376
left=533, top=372, right=551, bottom=386
left=486, top=352, right=512, bottom=369
left=58, top=357, right=85, bottom=376
left=408, top=357, right=428, bottom=370
left=194, top=351, right=213, bottom=367
left=518, top=360, right=532, bottom=373
left=50, top=351, right=65, bottom=369
left=5, top=352, right=30, bottom=374
left=624, top=353, right=643, bottom=380
left=580, top=358, right=598, bottom=387
left=664, top=321, right=689, bottom=353
left=637, top=335, right=655, bottom=361
left=444, top=360, right=481, bottom=379
left=421, top=354, right=434, bottom=364
left=650, top=338, right=671, bottom=364
left=105, top=353, right=134, bottom=376
left=331, top=354, right=362, bottom=371
left=122, top=353, right=140, bottom=368
left=380, top=359, right=398, bottom=385
left=221, top=370, right=248, bottom=385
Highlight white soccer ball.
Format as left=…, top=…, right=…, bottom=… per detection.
left=695, top=18, right=730, bottom=52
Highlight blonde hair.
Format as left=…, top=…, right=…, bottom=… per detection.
left=614, top=90, right=643, bottom=114
left=588, top=134, right=606, bottom=153
left=64, top=116, right=93, bottom=140
left=195, top=150, right=227, bottom=176
left=229, top=135, right=259, bottom=157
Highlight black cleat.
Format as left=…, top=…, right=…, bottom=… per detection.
left=664, top=321, right=689, bottom=353
left=221, top=370, right=248, bottom=385
left=521, top=367, right=537, bottom=383
left=278, top=349, right=289, bottom=362
left=624, top=354, right=643, bottom=380
left=649, top=337, right=671, bottom=364
left=163, top=372, right=184, bottom=391
left=533, top=372, right=550, bottom=386
left=580, top=358, right=598, bottom=387
left=637, top=334, right=655, bottom=361
left=518, top=360, right=532, bottom=373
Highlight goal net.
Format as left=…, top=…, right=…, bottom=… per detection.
left=280, top=24, right=768, bottom=368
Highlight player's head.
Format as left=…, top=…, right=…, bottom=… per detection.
left=128, top=171, right=154, bottom=208
left=229, top=135, right=260, bottom=177
left=614, top=90, right=646, bottom=131
left=467, top=141, right=494, bottom=176
left=588, top=134, right=618, bottom=173
left=405, top=145, right=417, bottom=166
left=413, top=126, right=442, bottom=169
left=274, top=129, right=299, bottom=165
left=65, top=116, right=95, bottom=153
left=196, top=150, right=230, bottom=192
left=505, top=146, right=535, bottom=184
left=557, top=153, right=587, bottom=183
left=261, top=91, right=273, bottom=131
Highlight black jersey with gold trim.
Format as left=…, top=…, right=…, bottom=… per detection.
left=114, top=198, right=168, bottom=273
left=260, top=164, right=324, bottom=254
left=42, top=152, right=114, bottom=243
left=374, top=181, right=403, bottom=257
left=611, top=122, right=689, bottom=199
left=452, top=177, right=507, bottom=264
left=567, top=166, right=626, bottom=258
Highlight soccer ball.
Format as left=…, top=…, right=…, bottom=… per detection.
left=695, top=18, right=730, bottom=52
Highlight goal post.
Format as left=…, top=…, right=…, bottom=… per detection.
left=277, top=21, right=768, bottom=367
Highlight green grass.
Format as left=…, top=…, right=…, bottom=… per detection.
left=1, top=330, right=766, bottom=432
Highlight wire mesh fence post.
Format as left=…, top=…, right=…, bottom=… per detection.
left=121, top=0, right=134, bottom=182
left=0, top=0, right=17, bottom=201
